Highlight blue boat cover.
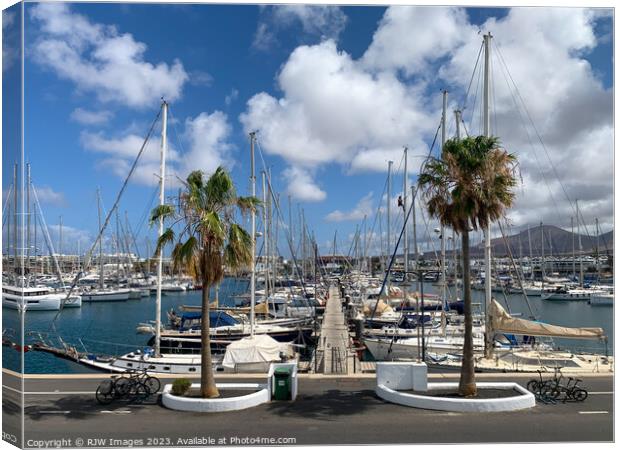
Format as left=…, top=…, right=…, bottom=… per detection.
left=179, top=311, right=238, bottom=331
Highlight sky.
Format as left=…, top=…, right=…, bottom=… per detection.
left=1, top=2, right=614, bottom=260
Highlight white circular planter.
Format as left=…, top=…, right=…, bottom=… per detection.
left=162, top=383, right=270, bottom=413
left=376, top=382, right=535, bottom=412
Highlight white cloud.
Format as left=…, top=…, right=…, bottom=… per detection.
left=225, top=88, right=239, bottom=106
left=47, top=224, right=92, bottom=253
left=70, top=107, right=113, bottom=125
left=253, top=22, right=276, bottom=52
left=82, top=111, right=233, bottom=187
left=283, top=166, right=326, bottom=202
left=272, top=5, right=347, bottom=39
left=188, top=70, right=213, bottom=87
left=326, top=192, right=374, bottom=222
left=30, top=3, right=188, bottom=109
left=240, top=40, right=435, bottom=174
left=2, top=10, right=18, bottom=72
left=253, top=5, right=347, bottom=51
left=176, top=111, right=234, bottom=180
left=362, top=7, right=473, bottom=76
left=33, top=186, right=67, bottom=207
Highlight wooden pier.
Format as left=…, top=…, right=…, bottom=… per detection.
left=313, top=283, right=359, bottom=374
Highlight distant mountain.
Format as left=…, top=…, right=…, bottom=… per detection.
left=474, top=224, right=613, bottom=257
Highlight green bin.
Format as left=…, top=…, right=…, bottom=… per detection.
left=273, top=367, right=292, bottom=400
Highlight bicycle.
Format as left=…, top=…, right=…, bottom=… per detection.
left=95, top=369, right=161, bottom=404
left=126, top=368, right=161, bottom=395
left=549, top=376, right=588, bottom=402
left=527, top=370, right=552, bottom=395
left=95, top=377, right=127, bottom=405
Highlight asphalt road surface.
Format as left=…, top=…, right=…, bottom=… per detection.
left=2, top=371, right=613, bottom=447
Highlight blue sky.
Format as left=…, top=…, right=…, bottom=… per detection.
left=2, top=3, right=614, bottom=259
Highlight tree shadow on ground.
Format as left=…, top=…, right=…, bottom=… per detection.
left=24, top=394, right=160, bottom=421
left=266, top=389, right=382, bottom=421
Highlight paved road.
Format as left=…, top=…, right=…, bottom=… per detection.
left=2, top=372, right=613, bottom=447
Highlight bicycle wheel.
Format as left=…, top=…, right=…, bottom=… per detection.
left=131, top=383, right=149, bottom=401
left=526, top=380, right=539, bottom=393
left=540, top=383, right=558, bottom=399
left=145, top=376, right=160, bottom=394
left=96, top=385, right=114, bottom=405
left=114, top=377, right=131, bottom=397
left=97, top=380, right=113, bottom=395
left=572, top=389, right=588, bottom=402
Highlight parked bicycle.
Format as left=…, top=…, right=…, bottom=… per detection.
left=526, top=367, right=587, bottom=403
left=546, top=375, right=588, bottom=402
left=95, top=369, right=161, bottom=405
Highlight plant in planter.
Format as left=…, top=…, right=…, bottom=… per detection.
left=171, top=378, right=192, bottom=397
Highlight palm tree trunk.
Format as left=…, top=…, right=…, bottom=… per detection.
left=200, top=277, right=219, bottom=398
left=458, top=230, right=477, bottom=396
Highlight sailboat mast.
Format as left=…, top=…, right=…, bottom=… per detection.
left=26, top=164, right=31, bottom=278
left=97, top=189, right=104, bottom=289
left=403, top=147, right=408, bottom=279
left=527, top=224, right=533, bottom=280
left=387, top=160, right=392, bottom=287
left=115, top=211, right=120, bottom=287
left=7, top=183, right=11, bottom=264
left=411, top=185, right=419, bottom=294
left=155, top=100, right=168, bottom=357
left=595, top=217, right=600, bottom=280
left=540, top=222, right=545, bottom=282
left=441, top=89, right=448, bottom=309
left=13, top=163, right=18, bottom=270
left=262, top=171, right=269, bottom=295
left=454, top=109, right=461, bottom=298
left=59, top=215, right=63, bottom=262
left=249, top=131, right=257, bottom=336
left=483, top=32, right=493, bottom=358
left=577, top=200, right=583, bottom=287
left=571, top=217, right=576, bottom=281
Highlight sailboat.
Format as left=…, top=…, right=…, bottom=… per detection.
left=80, top=189, right=130, bottom=302
left=2, top=164, right=82, bottom=311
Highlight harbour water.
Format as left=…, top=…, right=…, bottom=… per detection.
left=2, top=278, right=613, bottom=374
left=2, top=277, right=249, bottom=374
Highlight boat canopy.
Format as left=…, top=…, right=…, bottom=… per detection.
left=221, top=334, right=291, bottom=369
left=489, top=299, right=605, bottom=340
left=179, top=311, right=238, bottom=331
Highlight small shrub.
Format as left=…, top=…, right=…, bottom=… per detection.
left=171, top=378, right=192, bottom=396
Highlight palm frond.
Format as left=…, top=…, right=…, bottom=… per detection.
left=224, top=224, right=253, bottom=271
left=236, top=196, right=261, bottom=216
left=150, top=204, right=176, bottom=225
left=205, top=166, right=236, bottom=209
left=171, top=236, right=201, bottom=280
left=154, top=228, right=175, bottom=257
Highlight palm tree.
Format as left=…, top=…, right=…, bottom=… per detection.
left=418, top=135, right=518, bottom=396
left=151, top=167, right=259, bottom=398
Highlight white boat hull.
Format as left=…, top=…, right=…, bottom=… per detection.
left=82, top=289, right=131, bottom=302
left=2, top=293, right=61, bottom=311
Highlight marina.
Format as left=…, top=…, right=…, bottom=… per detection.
left=1, top=2, right=614, bottom=447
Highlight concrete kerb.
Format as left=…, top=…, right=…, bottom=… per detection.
left=161, top=362, right=299, bottom=412
left=162, top=382, right=270, bottom=413
left=374, top=362, right=535, bottom=412
left=376, top=382, right=536, bottom=412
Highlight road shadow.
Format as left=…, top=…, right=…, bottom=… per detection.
left=24, top=395, right=160, bottom=421
left=266, top=389, right=380, bottom=421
